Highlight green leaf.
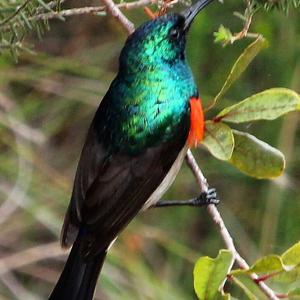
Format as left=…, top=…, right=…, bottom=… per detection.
left=269, top=242, right=300, bottom=284
left=231, top=255, right=284, bottom=276
left=194, top=250, right=233, bottom=300
left=231, top=242, right=300, bottom=286
left=288, top=288, right=300, bottom=299
left=229, top=130, right=285, bottom=178
left=214, top=25, right=233, bottom=45
left=274, top=264, right=300, bottom=284
left=216, top=88, right=300, bottom=123
left=282, top=242, right=300, bottom=266
left=214, top=291, right=232, bottom=300
left=231, top=276, right=258, bottom=300
left=249, top=255, right=284, bottom=273
left=201, top=121, right=234, bottom=161
left=211, top=37, right=268, bottom=106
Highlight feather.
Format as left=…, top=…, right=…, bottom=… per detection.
left=187, top=97, right=204, bottom=147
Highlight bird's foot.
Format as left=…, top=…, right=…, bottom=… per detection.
left=152, top=188, right=219, bottom=208
left=193, top=188, right=219, bottom=206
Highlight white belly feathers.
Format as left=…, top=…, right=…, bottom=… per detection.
left=142, top=144, right=188, bottom=210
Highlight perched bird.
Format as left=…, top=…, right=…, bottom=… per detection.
left=49, top=0, right=217, bottom=299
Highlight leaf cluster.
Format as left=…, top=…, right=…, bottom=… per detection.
left=194, top=242, right=300, bottom=299
left=201, top=36, right=300, bottom=179
left=214, top=0, right=300, bottom=46
left=253, top=0, right=300, bottom=12
left=0, top=0, right=61, bottom=60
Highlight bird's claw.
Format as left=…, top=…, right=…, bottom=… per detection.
left=195, top=188, right=219, bottom=206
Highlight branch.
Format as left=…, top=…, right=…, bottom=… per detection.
left=33, top=0, right=156, bottom=21
left=230, top=0, right=254, bottom=44
left=0, top=0, right=157, bottom=34
left=100, top=0, right=135, bottom=34
left=99, top=0, right=177, bottom=34
left=185, top=149, right=280, bottom=300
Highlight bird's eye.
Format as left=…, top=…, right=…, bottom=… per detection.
left=169, top=28, right=180, bottom=40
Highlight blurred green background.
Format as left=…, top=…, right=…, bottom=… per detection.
left=0, top=0, right=299, bottom=299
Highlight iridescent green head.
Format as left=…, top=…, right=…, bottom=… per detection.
left=120, top=14, right=186, bottom=67
left=119, top=0, right=214, bottom=70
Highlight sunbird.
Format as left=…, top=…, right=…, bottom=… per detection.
left=49, top=0, right=218, bottom=299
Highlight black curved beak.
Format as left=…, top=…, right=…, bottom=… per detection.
left=181, top=0, right=214, bottom=31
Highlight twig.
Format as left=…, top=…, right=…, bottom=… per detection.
left=0, top=0, right=157, bottom=33
left=30, top=0, right=157, bottom=21
left=230, top=13, right=253, bottom=43
left=186, top=150, right=245, bottom=262
left=185, top=149, right=279, bottom=300
left=100, top=0, right=135, bottom=34
left=230, top=0, right=253, bottom=44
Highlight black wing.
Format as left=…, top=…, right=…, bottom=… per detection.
left=61, top=97, right=188, bottom=259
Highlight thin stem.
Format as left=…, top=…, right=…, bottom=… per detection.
left=33, top=0, right=155, bottom=20
left=254, top=271, right=281, bottom=284
left=1, top=0, right=158, bottom=32
left=230, top=0, right=253, bottom=44
left=185, top=149, right=279, bottom=300
left=100, top=0, right=135, bottom=34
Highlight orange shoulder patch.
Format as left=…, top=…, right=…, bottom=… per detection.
left=187, top=97, right=205, bottom=148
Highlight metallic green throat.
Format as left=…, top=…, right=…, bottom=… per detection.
left=94, top=15, right=198, bottom=154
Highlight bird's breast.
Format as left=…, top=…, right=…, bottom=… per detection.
left=99, top=61, right=198, bottom=155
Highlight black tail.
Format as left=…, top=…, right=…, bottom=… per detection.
left=49, top=236, right=107, bottom=300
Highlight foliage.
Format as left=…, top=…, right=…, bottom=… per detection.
left=253, top=0, right=300, bottom=12
left=194, top=250, right=233, bottom=300
left=229, top=130, right=285, bottom=178
left=211, top=37, right=268, bottom=104
left=201, top=121, right=234, bottom=161
left=201, top=37, right=300, bottom=178
left=214, top=0, right=300, bottom=46
left=0, top=0, right=62, bottom=59
left=194, top=242, right=300, bottom=299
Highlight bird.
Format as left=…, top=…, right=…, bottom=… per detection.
left=49, top=0, right=218, bottom=299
